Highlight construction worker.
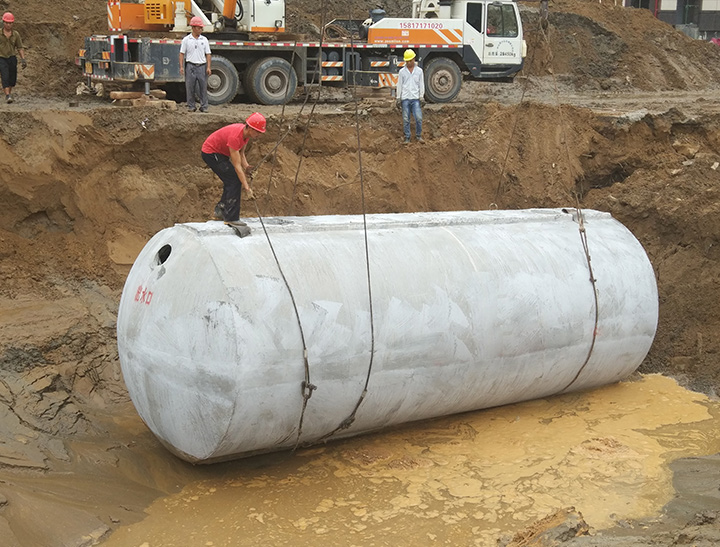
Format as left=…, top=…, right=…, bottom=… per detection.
left=0, top=12, right=26, bottom=104
left=201, top=113, right=266, bottom=222
left=179, top=16, right=211, bottom=112
left=396, top=49, right=425, bottom=144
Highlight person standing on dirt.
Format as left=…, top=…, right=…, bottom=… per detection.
left=0, top=12, right=27, bottom=104
left=179, top=17, right=211, bottom=113
left=201, top=113, right=266, bottom=222
left=396, top=49, right=425, bottom=144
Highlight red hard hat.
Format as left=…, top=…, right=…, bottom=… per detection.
left=190, top=16, right=203, bottom=27
left=2, top=12, right=14, bottom=23
left=246, top=112, right=266, bottom=133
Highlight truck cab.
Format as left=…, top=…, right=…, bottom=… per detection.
left=366, top=0, right=525, bottom=101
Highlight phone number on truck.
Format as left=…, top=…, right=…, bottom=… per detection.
left=398, top=21, right=445, bottom=29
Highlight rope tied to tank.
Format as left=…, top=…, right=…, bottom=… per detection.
left=302, top=4, right=378, bottom=446
left=560, top=197, right=600, bottom=393
left=249, top=199, right=314, bottom=451
left=250, top=0, right=377, bottom=451
left=246, top=17, right=325, bottom=452
left=491, top=22, right=536, bottom=209
left=544, top=10, right=600, bottom=390
left=501, top=15, right=600, bottom=391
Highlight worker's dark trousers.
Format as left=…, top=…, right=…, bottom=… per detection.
left=185, top=62, right=208, bottom=111
left=202, top=152, right=242, bottom=221
left=0, top=56, right=18, bottom=89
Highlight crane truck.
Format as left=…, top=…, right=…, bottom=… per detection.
left=76, top=0, right=526, bottom=105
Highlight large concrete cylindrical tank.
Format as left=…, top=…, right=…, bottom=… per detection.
left=117, top=209, right=658, bottom=463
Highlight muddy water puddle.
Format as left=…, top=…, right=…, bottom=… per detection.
left=102, top=374, right=720, bottom=546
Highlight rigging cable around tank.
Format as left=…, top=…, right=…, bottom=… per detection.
left=311, top=10, right=377, bottom=444
left=288, top=0, right=329, bottom=215
left=251, top=0, right=378, bottom=451
left=492, top=14, right=600, bottom=389
left=250, top=26, right=325, bottom=453
left=490, top=42, right=535, bottom=210
left=261, top=36, right=300, bottom=201
left=539, top=16, right=601, bottom=390
left=560, top=199, right=600, bottom=393
left=250, top=194, right=316, bottom=450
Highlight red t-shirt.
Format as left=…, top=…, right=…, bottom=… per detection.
left=201, top=123, right=249, bottom=156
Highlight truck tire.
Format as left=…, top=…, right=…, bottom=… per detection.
left=424, top=57, right=462, bottom=103
left=207, top=55, right=240, bottom=105
left=246, top=57, right=298, bottom=105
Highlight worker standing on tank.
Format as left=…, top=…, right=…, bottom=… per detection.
left=202, top=113, right=266, bottom=222
left=0, top=12, right=27, bottom=104
left=396, top=49, right=425, bottom=144
left=179, top=17, right=212, bottom=112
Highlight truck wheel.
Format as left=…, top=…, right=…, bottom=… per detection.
left=207, top=55, right=240, bottom=105
left=424, top=57, right=462, bottom=103
left=246, top=57, right=298, bottom=105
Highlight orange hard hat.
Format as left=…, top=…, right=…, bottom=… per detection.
left=246, top=112, right=266, bottom=133
left=190, top=16, right=204, bottom=27
left=2, top=12, right=14, bottom=23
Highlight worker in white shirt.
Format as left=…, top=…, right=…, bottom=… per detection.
left=179, top=17, right=212, bottom=112
left=396, top=49, right=425, bottom=144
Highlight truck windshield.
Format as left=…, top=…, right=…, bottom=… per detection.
left=486, top=4, right=519, bottom=37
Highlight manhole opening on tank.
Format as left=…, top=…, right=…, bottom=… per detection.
left=156, top=244, right=172, bottom=265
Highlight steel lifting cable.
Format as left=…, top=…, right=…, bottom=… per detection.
left=261, top=6, right=328, bottom=205
left=536, top=16, right=601, bottom=391
left=559, top=196, right=600, bottom=393
left=264, top=39, right=298, bottom=189
left=251, top=133, right=319, bottom=453
left=261, top=38, right=307, bottom=199
left=490, top=39, right=536, bottom=209
left=311, top=11, right=376, bottom=445
left=248, top=0, right=337, bottom=452
left=251, top=2, right=379, bottom=449
left=287, top=0, right=329, bottom=215
left=252, top=40, right=322, bottom=452
left=245, top=45, right=320, bottom=456
left=250, top=197, right=316, bottom=451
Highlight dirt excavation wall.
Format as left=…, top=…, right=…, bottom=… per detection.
left=3, top=0, right=720, bottom=544
left=3, top=99, right=720, bottom=447
left=3, top=98, right=720, bottom=545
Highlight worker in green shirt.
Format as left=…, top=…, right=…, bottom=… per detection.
left=1, top=12, right=27, bottom=104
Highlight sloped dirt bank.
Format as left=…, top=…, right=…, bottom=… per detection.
left=2, top=97, right=720, bottom=544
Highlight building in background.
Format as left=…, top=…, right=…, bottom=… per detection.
left=627, top=0, right=718, bottom=39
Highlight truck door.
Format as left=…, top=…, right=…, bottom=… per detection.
left=463, top=2, right=486, bottom=59
left=482, top=2, right=523, bottom=66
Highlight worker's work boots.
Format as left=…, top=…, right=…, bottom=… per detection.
left=213, top=203, right=225, bottom=221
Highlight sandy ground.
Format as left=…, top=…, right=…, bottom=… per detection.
left=3, top=0, right=720, bottom=544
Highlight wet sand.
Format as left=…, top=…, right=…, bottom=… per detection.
left=96, top=374, right=720, bottom=546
